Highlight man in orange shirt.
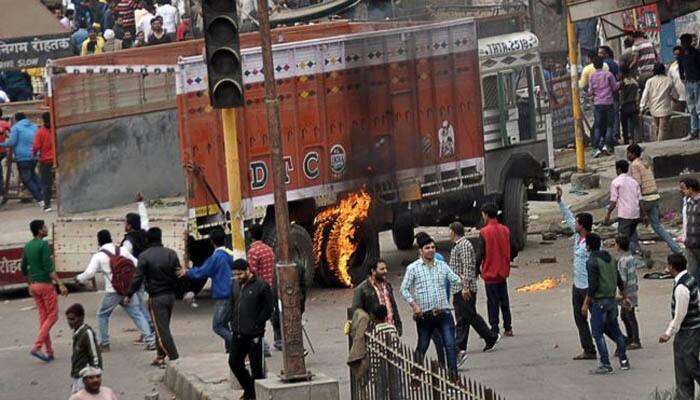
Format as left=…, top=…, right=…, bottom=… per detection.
left=0, top=108, right=10, bottom=201
left=32, top=112, right=54, bottom=212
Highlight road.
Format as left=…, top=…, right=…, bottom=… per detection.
left=0, top=223, right=682, bottom=400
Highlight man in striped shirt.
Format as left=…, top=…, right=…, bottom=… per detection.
left=116, top=0, right=137, bottom=34
left=448, top=222, right=499, bottom=368
left=400, top=233, right=462, bottom=378
left=631, top=31, right=658, bottom=88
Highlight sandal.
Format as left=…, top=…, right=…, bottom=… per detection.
left=151, top=358, right=166, bottom=368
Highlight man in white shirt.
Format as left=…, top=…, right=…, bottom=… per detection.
left=669, top=46, right=687, bottom=112
left=76, top=230, right=155, bottom=352
left=660, top=253, right=700, bottom=400
left=156, top=0, right=179, bottom=37
left=136, top=6, right=155, bottom=43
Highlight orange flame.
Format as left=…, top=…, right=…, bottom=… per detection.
left=516, top=275, right=567, bottom=293
left=313, top=188, right=372, bottom=287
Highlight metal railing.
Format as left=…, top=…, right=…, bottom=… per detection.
left=350, top=330, right=505, bottom=400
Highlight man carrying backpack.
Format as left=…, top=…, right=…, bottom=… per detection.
left=76, top=230, right=155, bottom=352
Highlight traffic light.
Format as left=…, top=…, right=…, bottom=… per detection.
left=202, top=0, right=244, bottom=108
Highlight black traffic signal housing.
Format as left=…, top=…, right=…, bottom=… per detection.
left=202, top=0, right=244, bottom=108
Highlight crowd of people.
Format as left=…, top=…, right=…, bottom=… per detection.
left=17, top=191, right=302, bottom=400
left=580, top=31, right=700, bottom=159
left=55, top=0, right=192, bottom=56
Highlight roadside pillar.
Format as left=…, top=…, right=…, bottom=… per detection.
left=255, top=0, right=310, bottom=382
left=221, top=108, right=246, bottom=258
left=566, top=12, right=586, bottom=173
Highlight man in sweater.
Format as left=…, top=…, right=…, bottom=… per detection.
left=679, top=33, right=700, bottom=142
left=582, top=234, right=630, bottom=374
left=178, top=227, right=234, bottom=352
left=605, top=160, right=643, bottom=254
left=0, top=113, right=43, bottom=205
left=627, top=144, right=681, bottom=254
left=66, top=303, right=102, bottom=394
left=127, top=227, right=181, bottom=366
left=587, top=57, right=619, bottom=157
left=660, top=253, right=700, bottom=400
left=32, top=112, right=54, bottom=212
left=76, top=230, right=154, bottom=352
left=557, top=187, right=597, bottom=360
left=449, top=221, right=499, bottom=367
left=229, top=259, right=274, bottom=400
left=22, top=219, right=68, bottom=362
left=478, top=203, right=513, bottom=337
left=682, top=178, right=700, bottom=282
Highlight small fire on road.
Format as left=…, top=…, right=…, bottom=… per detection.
left=516, top=275, right=567, bottom=293
left=313, top=188, right=372, bottom=287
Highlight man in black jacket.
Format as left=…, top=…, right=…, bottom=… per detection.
left=127, top=227, right=181, bottom=366
left=351, top=259, right=402, bottom=336
left=229, top=259, right=274, bottom=400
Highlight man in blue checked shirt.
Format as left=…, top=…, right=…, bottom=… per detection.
left=401, top=233, right=462, bottom=379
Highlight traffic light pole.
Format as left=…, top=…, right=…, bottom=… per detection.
left=221, top=108, right=247, bottom=258
left=255, top=0, right=310, bottom=382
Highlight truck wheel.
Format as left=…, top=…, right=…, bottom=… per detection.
left=502, top=178, right=528, bottom=251
left=263, top=223, right=316, bottom=289
left=348, top=221, right=380, bottom=286
left=391, top=212, right=415, bottom=250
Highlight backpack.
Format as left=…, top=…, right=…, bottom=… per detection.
left=101, top=247, right=136, bottom=296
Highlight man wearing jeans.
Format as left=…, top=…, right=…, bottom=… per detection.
left=605, top=160, right=643, bottom=254
left=679, top=33, right=700, bottom=142
left=587, top=57, right=619, bottom=157
left=582, top=233, right=630, bottom=374
left=178, top=227, right=234, bottom=352
left=21, top=220, right=68, bottom=362
left=76, top=230, right=155, bottom=352
left=627, top=144, right=681, bottom=254
left=32, top=112, right=54, bottom=212
left=659, top=253, right=700, bottom=400
left=400, top=233, right=462, bottom=379
left=557, top=187, right=597, bottom=360
left=0, top=113, right=43, bottom=205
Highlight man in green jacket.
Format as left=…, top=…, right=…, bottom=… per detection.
left=582, top=233, right=630, bottom=374
left=21, top=219, right=68, bottom=362
left=351, top=259, right=402, bottom=336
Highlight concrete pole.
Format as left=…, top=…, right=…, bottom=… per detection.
left=255, top=0, right=309, bottom=381
left=566, top=12, right=586, bottom=173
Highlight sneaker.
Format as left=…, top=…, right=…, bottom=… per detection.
left=46, top=354, right=54, bottom=362
left=37, top=200, right=45, bottom=209
left=303, top=349, right=309, bottom=357
left=681, top=134, right=699, bottom=141
left=620, top=359, right=630, bottom=370
left=593, top=150, right=603, bottom=158
left=483, top=334, right=502, bottom=353
left=145, top=342, right=157, bottom=351
left=591, top=365, right=613, bottom=375
left=43, top=207, right=52, bottom=212
left=30, top=350, right=50, bottom=362
left=602, top=146, right=612, bottom=154
left=457, top=350, right=468, bottom=367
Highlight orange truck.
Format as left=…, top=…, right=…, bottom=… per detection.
left=41, top=16, right=552, bottom=290
left=177, top=17, right=553, bottom=287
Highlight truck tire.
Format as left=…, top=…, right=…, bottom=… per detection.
left=263, top=223, right=316, bottom=289
left=502, top=177, right=528, bottom=251
left=391, top=212, right=415, bottom=250
left=348, top=221, right=380, bottom=286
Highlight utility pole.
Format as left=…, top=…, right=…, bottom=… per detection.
left=566, top=12, right=586, bottom=173
left=255, top=0, right=310, bottom=381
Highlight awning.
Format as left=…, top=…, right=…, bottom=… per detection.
left=0, top=0, right=71, bottom=71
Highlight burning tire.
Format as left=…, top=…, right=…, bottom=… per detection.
left=312, top=189, right=374, bottom=287
left=502, top=177, right=528, bottom=251
left=262, top=223, right=316, bottom=289
left=391, top=211, right=415, bottom=250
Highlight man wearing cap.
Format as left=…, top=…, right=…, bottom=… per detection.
left=66, top=303, right=102, bottom=395
left=69, top=366, right=117, bottom=400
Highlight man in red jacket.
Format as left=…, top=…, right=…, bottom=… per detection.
left=479, top=203, right=514, bottom=337
left=32, top=112, right=54, bottom=212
